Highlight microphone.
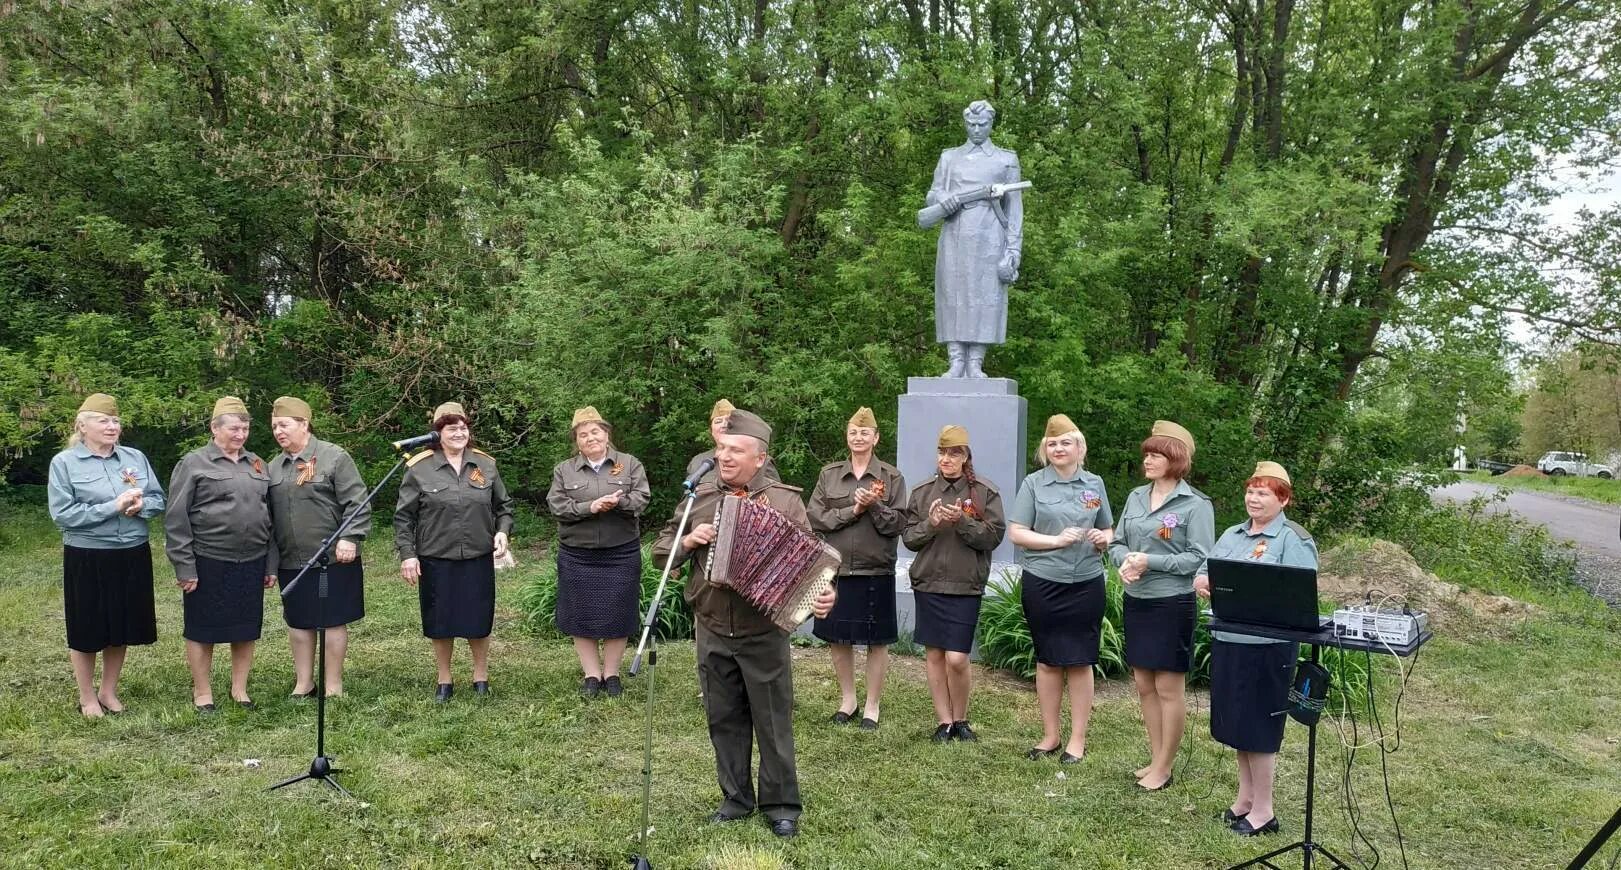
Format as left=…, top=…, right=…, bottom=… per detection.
left=391, top=431, right=441, bottom=453
left=683, top=457, right=716, bottom=491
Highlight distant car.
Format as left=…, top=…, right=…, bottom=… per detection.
left=1537, top=451, right=1614, bottom=478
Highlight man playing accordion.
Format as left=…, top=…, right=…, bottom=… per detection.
left=652, top=408, right=836, bottom=839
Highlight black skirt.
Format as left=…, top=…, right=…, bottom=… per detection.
left=913, top=591, right=982, bottom=653
left=1020, top=572, right=1105, bottom=667
left=419, top=555, right=495, bottom=639
left=182, top=554, right=267, bottom=644
left=277, top=559, right=365, bottom=630
left=63, top=543, right=157, bottom=653
left=813, top=575, right=899, bottom=646
left=555, top=540, right=642, bottom=638
left=1122, top=592, right=1196, bottom=673
left=1210, top=639, right=1299, bottom=753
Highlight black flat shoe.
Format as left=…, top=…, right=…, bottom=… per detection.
left=1222, top=807, right=1248, bottom=825
left=930, top=723, right=953, bottom=743
left=1232, top=816, right=1280, bottom=837
left=581, top=676, right=601, bottom=699
left=603, top=676, right=622, bottom=697
left=708, top=809, right=750, bottom=824
left=859, top=717, right=879, bottom=731
left=1139, top=773, right=1174, bottom=791
left=194, top=703, right=216, bottom=714
left=1060, top=752, right=1085, bottom=764
left=1025, top=746, right=1060, bottom=761
left=769, top=818, right=799, bottom=838
left=235, top=699, right=256, bottom=710
left=830, top=710, right=854, bottom=725
left=434, top=683, right=453, bottom=703
left=473, top=680, right=490, bottom=696
left=950, top=721, right=978, bottom=742
left=291, top=688, right=319, bottom=700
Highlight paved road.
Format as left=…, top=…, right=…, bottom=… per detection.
left=1431, top=481, right=1621, bottom=604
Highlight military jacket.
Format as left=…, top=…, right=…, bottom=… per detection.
left=901, top=474, right=1006, bottom=595
left=268, top=437, right=371, bottom=567
left=806, top=457, right=907, bottom=576
left=547, top=449, right=651, bottom=549
left=47, top=443, right=166, bottom=549
left=165, top=442, right=275, bottom=579
left=394, top=448, right=514, bottom=561
left=1202, top=512, right=1318, bottom=644
left=1108, top=479, right=1216, bottom=599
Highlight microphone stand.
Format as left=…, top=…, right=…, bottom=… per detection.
left=269, top=446, right=416, bottom=797
left=628, top=480, right=703, bottom=870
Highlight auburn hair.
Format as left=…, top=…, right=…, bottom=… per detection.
left=1140, top=434, right=1191, bottom=480
left=1244, top=476, right=1293, bottom=504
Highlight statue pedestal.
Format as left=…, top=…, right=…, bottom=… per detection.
left=889, top=376, right=1027, bottom=646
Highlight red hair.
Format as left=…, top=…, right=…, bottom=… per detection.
left=1244, top=476, right=1293, bottom=503
left=1140, top=435, right=1191, bottom=480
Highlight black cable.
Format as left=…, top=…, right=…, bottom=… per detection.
left=1340, top=701, right=1381, bottom=869
left=1366, top=650, right=1409, bottom=870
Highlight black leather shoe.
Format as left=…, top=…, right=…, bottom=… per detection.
left=950, top=721, right=978, bottom=742
left=194, top=703, right=216, bottom=714
left=831, top=710, right=854, bottom=725
left=769, top=819, right=799, bottom=838
left=291, top=688, right=319, bottom=700
left=603, top=676, right=622, bottom=697
left=1233, top=816, right=1280, bottom=837
left=1222, top=807, right=1247, bottom=825
left=859, top=717, right=879, bottom=731
left=708, top=810, right=750, bottom=824
left=434, top=683, right=453, bottom=703
left=581, top=676, right=601, bottom=699
left=473, top=680, right=490, bottom=695
left=235, top=699, right=256, bottom=711
left=930, top=723, right=953, bottom=743
left=1139, top=773, right=1174, bottom=791
left=1060, top=752, right=1084, bottom=764
left=1025, top=746, right=1060, bottom=761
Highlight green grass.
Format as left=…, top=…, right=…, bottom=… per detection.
left=1462, top=469, right=1621, bottom=505
left=1, top=494, right=1619, bottom=868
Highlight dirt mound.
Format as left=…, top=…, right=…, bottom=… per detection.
left=1317, top=539, right=1539, bottom=632
left=1500, top=464, right=1544, bottom=477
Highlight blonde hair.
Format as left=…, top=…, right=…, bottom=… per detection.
left=1037, top=428, right=1087, bottom=467
left=66, top=411, right=117, bottom=449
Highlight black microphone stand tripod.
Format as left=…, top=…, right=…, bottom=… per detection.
left=627, top=475, right=705, bottom=870
left=269, top=443, right=421, bottom=796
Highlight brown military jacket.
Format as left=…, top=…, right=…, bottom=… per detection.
left=686, top=448, right=780, bottom=486
left=268, top=437, right=371, bottom=567
left=652, top=468, right=809, bottom=638
left=806, top=457, right=907, bottom=576
left=165, top=441, right=275, bottom=580
left=546, top=448, right=651, bottom=549
left=394, top=447, right=514, bottom=561
left=901, top=474, right=1006, bottom=595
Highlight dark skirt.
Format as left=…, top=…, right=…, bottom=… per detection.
left=1210, top=640, right=1299, bottom=753
left=63, top=543, right=157, bottom=653
left=555, top=540, right=642, bottom=638
left=419, top=555, right=495, bottom=639
left=182, top=554, right=267, bottom=644
left=1122, top=592, right=1196, bottom=673
left=913, top=590, right=982, bottom=653
left=277, top=558, right=365, bottom=630
left=1020, top=572, right=1105, bottom=667
left=813, top=575, right=899, bottom=646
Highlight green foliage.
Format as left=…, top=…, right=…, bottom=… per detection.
left=1366, top=492, right=1580, bottom=599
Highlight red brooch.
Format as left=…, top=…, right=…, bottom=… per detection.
left=960, top=498, right=981, bottom=520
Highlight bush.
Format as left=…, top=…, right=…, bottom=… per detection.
left=516, top=544, right=695, bottom=641
left=1364, top=492, right=1578, bottom=597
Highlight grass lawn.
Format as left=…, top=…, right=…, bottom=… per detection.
left=1462, top=469, right=1621, bottom=506
left=1, top=495, right=1618, bottom=869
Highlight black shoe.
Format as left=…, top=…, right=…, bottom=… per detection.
left=194, top=703, right=216, bottom=714
left=831, top=710, right=854, bottom=725
left=708, top=809, right=750, bottom=824
left=235, top=699, right=256, bottom=711
left=473, top=680, right=490, bottom=696
left=1140, top=773, right=1174, bottom=791
left=930, top=723, right=953, bottom=743
left=859, top=717, right=879, bottom=731
left=769, top=818, right=799, bottom=838
left=603, top=676, right=622, bottom=697
left=434, top=683, right=453, bottom=703
left=1222, top=807, right=1247, bottom=825
left=581, top=676, right=601, bottom=699
left=1232, top=816, right=1280, bottom=837
left=950, top=721, right=978, bottom=742
left=1025, top=746, right=1060, bottom=761
left=291, top=688, right=319, bottom=700
left=1060, top=752, right=1084, bottom=764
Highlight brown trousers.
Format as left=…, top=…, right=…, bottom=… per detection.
left=694, top=623, right=802, bottom=821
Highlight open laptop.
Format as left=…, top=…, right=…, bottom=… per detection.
left=1207, top=558, right=1321, bottom=631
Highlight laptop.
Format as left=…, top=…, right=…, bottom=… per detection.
left=1207, top=558, right=1321, bottom=631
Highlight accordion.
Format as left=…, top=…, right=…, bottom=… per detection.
left=705, top=494, right=840, bottom=632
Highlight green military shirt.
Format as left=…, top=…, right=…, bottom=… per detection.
left=686, top=448, right=779, bottom=486
left=1108, top=479, right=1215, bottom=599
left=547, top=449, right=651, bottom=549
left=1201, top=512, right=1319, bottom=644
left=47, top=443, right=166, bottom=549
left=268, top=436, right=371, bottom=567
left=652, top=468, right=809, bottom=638
left=1008, top=465, right=1113, bottom=583
left=394, top=448, right=515, bottom=561
left=165, top=442, right=275, bottom=580
left=901, top=474, right=1006, bottom=595
left=806, top=457, right=908, bottom=576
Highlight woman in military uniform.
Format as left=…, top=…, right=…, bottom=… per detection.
left=901, top=425, right=1006, bottom=743
left=1194, top=462, right=1317, bottom=837
left=807, top=407, right=908, bottom=729
left=546, top=406, right=650, bottom=699
left=1007, top=414, right=1113, bottom=762
left=395, top=401, right=514, bottom=702
left=267, top=396, right=369, bottom=698
left=1108, top=420, right=1215, bottom=790
left=165, top=396, right=277, bottom=712
left=47, top=393, right=166, bottom=718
